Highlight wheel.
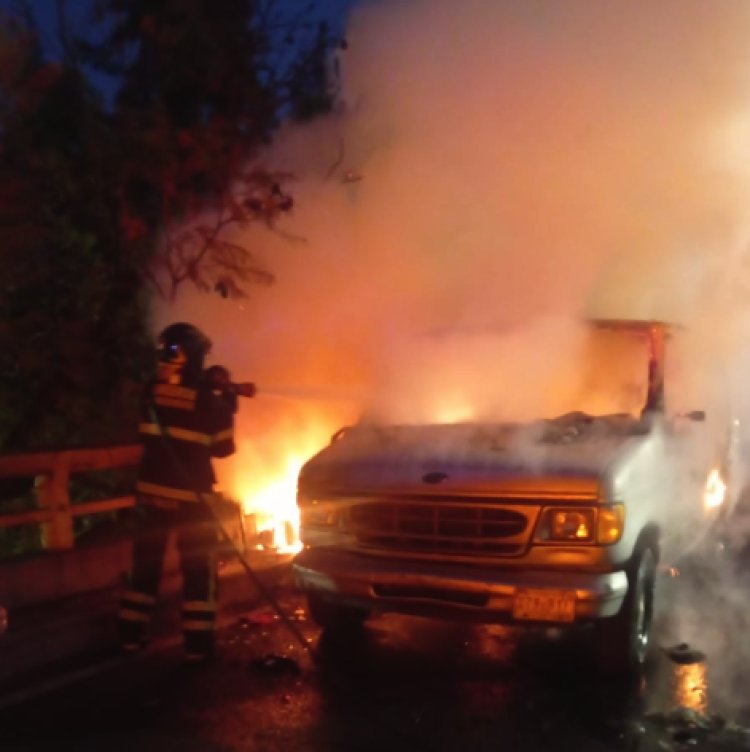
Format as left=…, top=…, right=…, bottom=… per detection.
left=593, top=548, right=656, bottom=674
left=306, top=594, right=369, bottom=633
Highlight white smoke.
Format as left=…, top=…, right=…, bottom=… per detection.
left=161, top=0, right=750, bottom=450
left=159, top=0, right=750, bottom=705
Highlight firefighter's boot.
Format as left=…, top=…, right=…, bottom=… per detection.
left=118, top=589, right=155, bottom=653
left=182, top=599, right=217, bottom=661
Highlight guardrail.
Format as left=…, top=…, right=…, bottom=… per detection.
left=0, top=445, right=142, bottom=551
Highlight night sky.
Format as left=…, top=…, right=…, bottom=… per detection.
left=0, top=0, right=361, bottom=39
left=0, top=0, right=362, bottom=102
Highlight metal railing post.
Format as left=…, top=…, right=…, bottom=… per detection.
left=34, top=451, right=74, bottom=550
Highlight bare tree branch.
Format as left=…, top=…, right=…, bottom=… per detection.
left=325, top=138, right=344, bottom=181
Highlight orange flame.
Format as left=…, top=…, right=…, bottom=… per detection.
left=237, top=455, right=305, bottom=554
left=222, top=402, right=355, bottom=554
left=703, top=467, right=726, bottom=511
left=673, top=662, right=709, bottom=714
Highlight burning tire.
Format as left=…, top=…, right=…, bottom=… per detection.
left=593, top=547, right=656, bottom=674
left=306, top=594, right=369, bottom=633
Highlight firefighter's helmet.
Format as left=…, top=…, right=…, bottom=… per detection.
left=156, top=322, right=212, bottom=387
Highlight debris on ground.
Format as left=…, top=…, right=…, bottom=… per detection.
left=238, top=610, right=278, bottom=629
left=655, top=707, right=723, bottom=731
left=645, top=707, right=750, bottom=750
left=247, top=653, right=301, bottom=677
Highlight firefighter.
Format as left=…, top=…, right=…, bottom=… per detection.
left=118, top=322, right=241, bottom=662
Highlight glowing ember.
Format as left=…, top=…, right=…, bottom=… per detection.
left=703, top=468, right=726, bottom=511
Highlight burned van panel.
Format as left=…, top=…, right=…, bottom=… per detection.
left=292, top=320, right=738, bottom=673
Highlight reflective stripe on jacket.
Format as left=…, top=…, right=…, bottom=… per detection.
left=137, top=381, right=235, bottom=502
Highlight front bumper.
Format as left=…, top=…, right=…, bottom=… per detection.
left=292, top=547, right=628, bottom=624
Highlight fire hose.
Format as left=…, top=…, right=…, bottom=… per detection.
left=204, top=366, right=366, bottom=405
left=147, top=402, right=313, bottom=657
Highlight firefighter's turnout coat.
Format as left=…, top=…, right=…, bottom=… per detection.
left=119, top=380, right=235, bottom=660
left=137, top=381, right=235, bottom=501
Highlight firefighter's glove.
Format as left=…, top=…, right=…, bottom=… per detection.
left=205, top=365, right=232, bottom=391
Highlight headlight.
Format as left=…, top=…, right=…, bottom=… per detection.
left=536, top=508, right=595, bottom=542
left=535, top=504, right=624, bottom=545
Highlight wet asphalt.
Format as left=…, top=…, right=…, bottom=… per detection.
left=2, top=549, right=750, bottom=752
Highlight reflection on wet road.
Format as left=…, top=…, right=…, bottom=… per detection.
left=313, top=614, right=644, bottom=751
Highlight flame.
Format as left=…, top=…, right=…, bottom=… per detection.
left=223, top=403, right=355, bottom=554
left=673, top=662, right=709, bottom=714
left=703, top=467, right=726, bottom=511
left=433, top=397, right=476, bottom=424
left=234, top=453, right=309, bottom=554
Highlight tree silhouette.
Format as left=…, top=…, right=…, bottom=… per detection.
left=80, top=0, right=340, bottom=299
left=0, top=0, right=341, bottom=449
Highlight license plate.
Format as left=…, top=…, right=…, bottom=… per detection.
left=513, top=589, right=576, bottom=623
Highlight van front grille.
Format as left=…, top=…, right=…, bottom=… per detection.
left=349, top=500, right=529, bottom=556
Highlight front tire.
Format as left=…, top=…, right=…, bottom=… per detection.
left=593, top=548, right=656, bottom=674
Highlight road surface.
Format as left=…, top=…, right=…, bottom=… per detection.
left=2, top=554, right=750, bottom=751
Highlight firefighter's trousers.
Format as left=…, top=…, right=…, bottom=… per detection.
left=118, top=498, right=218, bottom=660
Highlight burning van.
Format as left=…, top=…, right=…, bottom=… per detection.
left=292, top=319, right=740, bottom=672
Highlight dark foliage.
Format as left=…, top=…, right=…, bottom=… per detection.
left=79, top=0, right=340, bottom=299
left=0, top=12, right=152, bottom=451
left=0, top=1, right=340, bottom=451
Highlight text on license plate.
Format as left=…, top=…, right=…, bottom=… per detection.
left=512, top=589, right=576, bottom=623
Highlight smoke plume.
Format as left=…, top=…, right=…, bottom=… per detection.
left=165, top=0, right=750, bottom=419
left=159, top=0, right=750, bottom=699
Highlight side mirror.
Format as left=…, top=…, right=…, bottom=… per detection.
left=668, top=410, right=706, bottom=435
left=678, top=410, right=706, bottom=422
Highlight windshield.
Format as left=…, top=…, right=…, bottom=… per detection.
left=362, top=321, right=652, bottom=426
left=565, top=326, right=651, bottom=417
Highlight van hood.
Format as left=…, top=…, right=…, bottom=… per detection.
left=299, top=411, right=653, bottom=498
